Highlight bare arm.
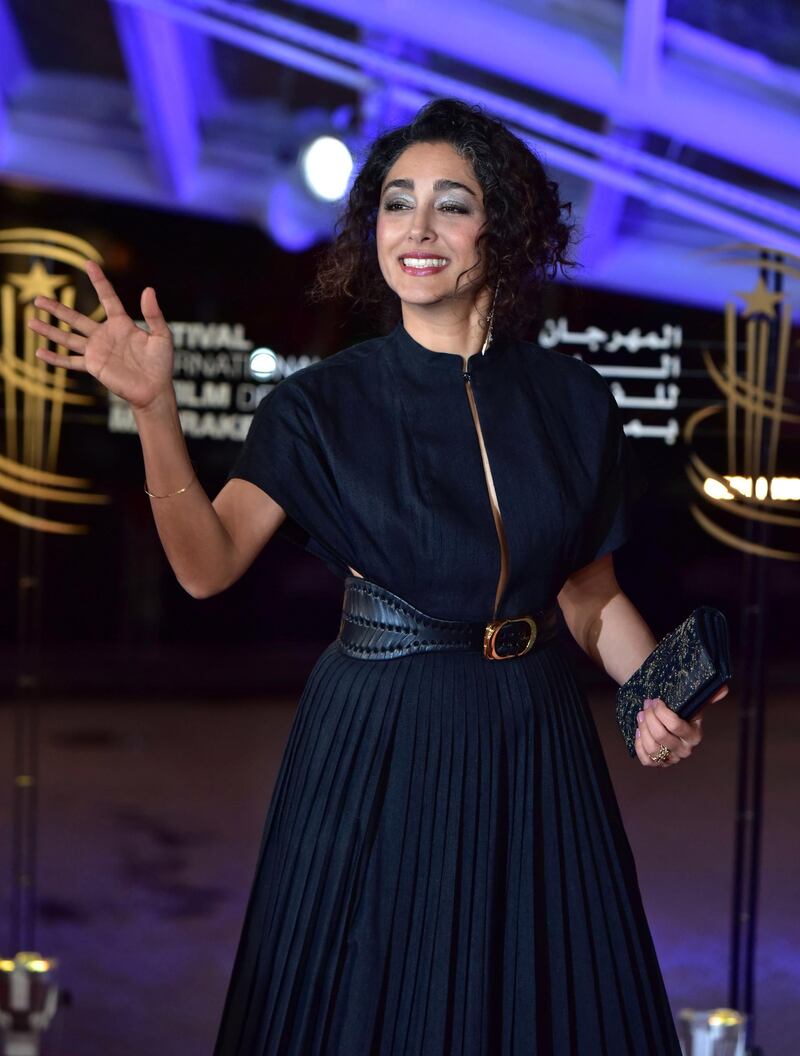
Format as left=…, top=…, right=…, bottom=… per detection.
left=29, top=262, right=283, bottom=598
left=556, top=552, right=656, bottom=685
left=133, top=395, right=286, bottom=597
left=557, top=552, right=727, bottom=768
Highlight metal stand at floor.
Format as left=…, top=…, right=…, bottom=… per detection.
left=728, top=538, right=769, bottom=1056
left=1, top=502, right=59, bottom=1056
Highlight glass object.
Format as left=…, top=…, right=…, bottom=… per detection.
left=678, top=1007, right=747, bottom=1056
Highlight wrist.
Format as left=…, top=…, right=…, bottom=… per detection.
left=132, top=387, right=179, bottom=423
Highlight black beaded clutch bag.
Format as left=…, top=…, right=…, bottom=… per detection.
left=616, top=606, right=732, bottom=758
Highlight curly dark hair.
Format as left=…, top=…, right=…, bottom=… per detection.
left=311, top=97, right=575, bottom=338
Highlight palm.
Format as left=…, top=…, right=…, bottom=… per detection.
left=85, top=313, right=172, bottom=408
left=28, top=260, right=175, bottom=411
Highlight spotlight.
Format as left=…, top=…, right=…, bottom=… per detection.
left=264, top=126, right=355, bottom=251
left=299, top=135, right=353, bottom=202
left=249, top=347, right=279, bottom=380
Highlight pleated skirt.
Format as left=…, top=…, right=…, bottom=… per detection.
left=213, top=634, right=683, bottom=1056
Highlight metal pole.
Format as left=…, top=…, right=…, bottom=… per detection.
left=9, top=495, right=44, bottom=955
left=727, top=253, right=782, bottom=1055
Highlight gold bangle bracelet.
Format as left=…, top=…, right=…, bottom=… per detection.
left=144, top=473, right=198, bottom=499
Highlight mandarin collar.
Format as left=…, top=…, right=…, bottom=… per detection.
left=389, top=322, right=509, bottom=374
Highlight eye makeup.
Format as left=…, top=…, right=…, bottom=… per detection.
left=382, top=195, right=414, bottom=210
left=381, top=194, right=472, bottom=214
left=436, top=198, right=471, bottom=214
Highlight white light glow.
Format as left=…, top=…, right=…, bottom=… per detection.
left=705, top=477, right=734, bottom=500
left=704, top=475, right=800, bottom=501
left=770, top=477, right=800, bottom=500
left=300, top=136, right=353, bottom=202
left=249, top=348, right=279, bottom=380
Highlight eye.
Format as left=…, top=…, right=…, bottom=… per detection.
left=438, top=201, right=469, bottom=215
left=382, top=199, right=411, bottom=211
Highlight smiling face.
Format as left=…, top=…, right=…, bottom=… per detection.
left=376, top=141, right=488, bottom=312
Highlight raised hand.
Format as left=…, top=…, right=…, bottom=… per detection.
left=27, top=260, right=174, bottom=412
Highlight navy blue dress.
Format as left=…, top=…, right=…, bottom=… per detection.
left=214, top=323, right=681, bottom=1055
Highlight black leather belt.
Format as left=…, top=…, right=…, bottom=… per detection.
left=336, top=576, right=560, bottom=660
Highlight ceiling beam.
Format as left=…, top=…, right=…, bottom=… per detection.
left=110, top=2, right=202, bottom=199
left=114, top=0, right=371, bottom=92
left=178, top=24, right=225, bottom=121
left=583, top=0, right=667, bottom=269
left=664, top=18, right=800, bottom=99
left=0, top=94, right=282, bottom=218
left=0, top=0, right=28, bottom=161
left=0, top=0, right=27, bottom=96
left=622, top=0, right=667, bottom=98
left=281, top=0, right=800, bottom=190
left=137, top=0, right=800, bottom=239
left=579, top=128, right=635, bottom=270
left=8, top=0, right=797, bottom=258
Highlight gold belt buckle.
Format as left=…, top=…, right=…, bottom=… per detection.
left=482, top=615, right=538, bottom=660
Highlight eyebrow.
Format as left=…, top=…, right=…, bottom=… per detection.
left=382, top=177, right=477, bottom=197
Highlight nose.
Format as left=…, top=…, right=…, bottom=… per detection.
left=407, top=203, right=436, bottom=244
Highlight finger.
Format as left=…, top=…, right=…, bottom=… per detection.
left=639, top=711, right=688, bottom=759
left=639, top=733, right=675, bottom=768
left=85, top=260, right=126, bottom=319
left=34, top=348, right=88, bottom=372
left=32, top=296, right=98, bottom=337
left=648, top=697, right=701, bottom=747
left=634, top=731, right=654, bottom=767
left=638, top=707, right=683, bottom=767
left=634, top=730, right=663, bottom=768
left=27, top=317, right=87, bottom=354
left=140, top=286, right=170, bottom=337
left=686, top=710, right=704, bottom=737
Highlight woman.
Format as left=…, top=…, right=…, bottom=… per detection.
left=29, top=98, right=726, bottom=1054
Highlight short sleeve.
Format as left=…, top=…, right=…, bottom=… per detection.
left=227, top=378, right=350, bottom=576
left=575, top=381, right=648, bottom=568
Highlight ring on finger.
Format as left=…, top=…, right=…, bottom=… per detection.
left=650, top=743, right=671, bottom=764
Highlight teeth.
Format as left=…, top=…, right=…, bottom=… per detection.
left=402, top=258, right=448, bottom=268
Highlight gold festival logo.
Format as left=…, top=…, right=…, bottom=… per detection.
left=685, top=246, right=800, bottom=560
left=0, top=228, right=110, bottom=534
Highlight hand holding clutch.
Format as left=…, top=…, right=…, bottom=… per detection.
left=616, top=607, right=732, bottom=758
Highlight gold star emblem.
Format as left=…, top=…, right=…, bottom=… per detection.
left=735, top=276, right=784, bottom=319
left=6, top=261, right=70, bottom=303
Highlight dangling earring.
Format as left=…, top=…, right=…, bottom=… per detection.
left=480, top=282, right=500, bottom=357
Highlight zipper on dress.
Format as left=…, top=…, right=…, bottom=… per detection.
left=462, top=369, right=510, bottom=619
